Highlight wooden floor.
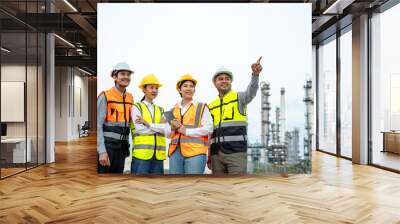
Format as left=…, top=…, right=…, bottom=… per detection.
left=372, top=151, right=400, bottom=171
left=1, top=164, right=44, bottom=178
left=0, top=167, right=26, bottom=178
left=1, top=135, right=400, bottom=223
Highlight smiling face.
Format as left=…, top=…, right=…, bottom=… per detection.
left=113, top=70, right=132, bottom=88
left=142, top=84, right=159, bottom=101
left=178, top=80, right=195, bottom=100
left=213, top=73, right=232, bottom=94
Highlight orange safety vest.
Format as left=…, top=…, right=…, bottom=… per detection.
left=169, top=102, right=209, bottom=157
left=102, top=87, right=134, bottom=123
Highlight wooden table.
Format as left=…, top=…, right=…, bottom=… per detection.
left=382, top=131, right=400, bottom=154
left=1, top=138, right=32, bottom=164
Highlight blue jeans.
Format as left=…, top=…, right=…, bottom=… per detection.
left=169, top=146, right=206, bottom=174
left=131, top=156, right=164, bottom=175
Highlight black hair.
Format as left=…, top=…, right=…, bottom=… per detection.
left=113, top=70, right=132, bottom=79
left=178, top=80, right=195, bottom=97
left=141, top=84, right=147, bottom=102
left=178, top=80, right=195, bottom=89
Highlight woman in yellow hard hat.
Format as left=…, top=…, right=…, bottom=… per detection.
left=131, top=74, right=168, bottom=175
left=168, top=74, right=213, bottom=174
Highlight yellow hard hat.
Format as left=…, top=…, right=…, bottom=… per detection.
left=139, top=74, right=163, bottom=89
left=176, top=74, right=197, bottom=90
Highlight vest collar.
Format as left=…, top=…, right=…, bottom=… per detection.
left=219, top=90, right=234, bottom=99
left=141, top=99, right=154, bottom=106
left=112, top=86, right=126, bottom=96
left=178, top=99, right=197, bottom=109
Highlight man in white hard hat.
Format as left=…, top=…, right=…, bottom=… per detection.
left=208, top=57, right=263, bottom=174
left=97, top=62, right=134, bottom=173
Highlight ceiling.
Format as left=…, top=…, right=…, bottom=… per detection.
left=0, top=0, right=392, bottom=75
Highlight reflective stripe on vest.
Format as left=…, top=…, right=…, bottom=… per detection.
left=134, top=144, right=165, bottom=151
left=132, top=102, right=166, bottom=160
left=134, top=133, right=165, bottom=137
left=220, top=121, right=247, bottom=127
left=170, top=137, right=207, bottom=145
left=208, top=91, right=247, bottom=153
left=104, top=131, right=126, bottom=140
left=169, top=102, right=209, bottom=157
left=211, top=135, right=247, bottom=143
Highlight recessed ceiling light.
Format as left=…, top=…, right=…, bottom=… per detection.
left=54, top=34, right=75, bottom=48
left=323, top=0, right=354, bottom=15
left=78, top=67, right=92, bottom=76
left=1, top=47, right=11, bottom=53
left=63, top=0, right=78, bottom=12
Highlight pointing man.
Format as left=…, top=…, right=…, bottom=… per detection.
left=208, top=57, right=263, bottom=174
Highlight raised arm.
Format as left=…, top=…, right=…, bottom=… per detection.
left=238, top=56, right=263, bottom=107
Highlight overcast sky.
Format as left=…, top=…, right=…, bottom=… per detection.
left=98, top=3, right=312, bottom=147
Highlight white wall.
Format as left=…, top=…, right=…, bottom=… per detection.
left=1, top=65, right=35, bottom=138
left=1, top=65, right=27, bottom=152
left=71, top=71, right=89, bottom=138
left=54, top=67, right=89, bottom=141
left=55, top=66, right=68, bottom=141
left=1, top=64, right=46, bottom=164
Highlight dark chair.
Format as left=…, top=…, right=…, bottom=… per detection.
left=78, top=121, right=90, bottom=138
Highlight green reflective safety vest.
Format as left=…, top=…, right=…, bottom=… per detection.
left=208, top=90, right=248, bottom=155
left=131, top=102, right=166, bottom=160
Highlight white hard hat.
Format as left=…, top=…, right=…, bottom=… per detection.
left=213, top=67, right=233, bottom=82
left=111, top=62, right=134, bottom=77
